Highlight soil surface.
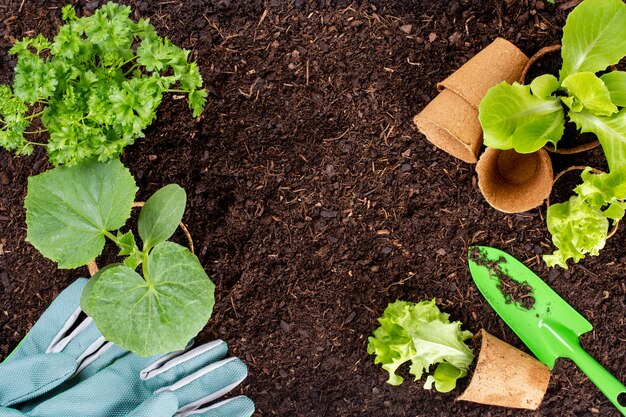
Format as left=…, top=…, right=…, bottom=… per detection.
left=1, top=1, right=624, bottom=416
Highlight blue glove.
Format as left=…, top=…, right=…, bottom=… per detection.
left=0, top=279, right=254, bottom=417
left=0, top=279, right=126, bottom=406
left=17, top=339, right=254, bottom=417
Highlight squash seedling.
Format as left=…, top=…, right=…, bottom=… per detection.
left=25, top=158, right=215, bottom=356
left=0, top=2, right=207, bottom=166
left=478, top=0, right=626, bottom=267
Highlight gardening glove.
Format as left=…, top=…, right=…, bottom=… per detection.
left=0, top=278, right=127, bottom=407
left=17, top=339, right=254, bottom=417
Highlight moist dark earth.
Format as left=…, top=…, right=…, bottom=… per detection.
left=1, top=0, right=625, bottom=416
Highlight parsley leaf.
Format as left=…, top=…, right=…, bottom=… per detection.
left=0, top=2, right=208, bottom=166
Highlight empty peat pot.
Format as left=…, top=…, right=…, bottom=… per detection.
left=414, top=38, right=529, bottom=163
left=476, top=147, right=553, bottom=213
left=457, top=329, right=551, bottom=410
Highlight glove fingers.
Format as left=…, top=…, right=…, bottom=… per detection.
left=0, top=353, right=76, bottom=406
left=157, top=357, right=248, bottom=415
left=0, top=406, right=30, bottom=416
left=122, top=391, right=179, bottom=417
left=46, top=316, right=108, bottom=367
left=17, top=343, right=129, bottom=413
left=26, top=351, right=171, bottom=416
left=7, top=279, right=89, bottom=361
left=142, top=340, right=228, bottom=390
left=178, top=396, right=255, bottom=417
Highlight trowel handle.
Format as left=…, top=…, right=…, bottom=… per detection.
left=570, top=345, right=626, bottom=416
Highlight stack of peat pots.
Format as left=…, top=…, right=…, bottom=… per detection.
left=415, top=38, right=555, bottom=214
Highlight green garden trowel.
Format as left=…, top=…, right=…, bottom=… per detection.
left=468, top=246, right=626, bottom=416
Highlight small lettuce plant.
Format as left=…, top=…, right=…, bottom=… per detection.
left=25, top=158, right=214, bottom=356
left=0, top=2, right=207, bottom=166
left=478, top=0, right=626, bottom=268
left=367, top=299, right=474, bottom=393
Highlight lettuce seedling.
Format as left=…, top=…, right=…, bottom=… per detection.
left=478, top=0, right=626, bottom=267
left=0, top=2, right=207, bottom=166
left=367, top=300, right=474, bottom=393
left=25, top=158, right=215, bottom=356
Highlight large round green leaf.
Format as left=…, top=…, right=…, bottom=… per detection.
left=25, top=158, right=137, bottom=268
left=82, top=241, right=215, bottom=356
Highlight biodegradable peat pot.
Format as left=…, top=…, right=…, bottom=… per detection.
left=476, top=147, right=553, bottom=213
left=457, top=329, right=551, bottom=410
left=87, top=201, right=194, bottom=276
left=520, top=44, right=600, bottom=155
left=414, top=38, right=529, bottom=163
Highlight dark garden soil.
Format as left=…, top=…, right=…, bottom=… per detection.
left=0, top=1, right=624, bottom=416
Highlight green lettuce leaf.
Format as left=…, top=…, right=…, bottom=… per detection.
left=544, top=167, right=626, bottom=268
left=424, top=362, right=467, bottom=393
left=560, top=0, right=626, bottom=80
left=530, top=74, right=560, bottom=100
left=561, top=72, right=617, bottom=116
left=367, top=299, right=474, bottom=391
left=600, top=71, right=626, bottom=107
left=81, top=241, right=215, bottom=356
left=479, top=82, right=565, bottom=153
left=25, top=159, right=137, bottom=268
left=544, top=196, right=608, bottom=268
left=568, top=109, right=626, bottom=170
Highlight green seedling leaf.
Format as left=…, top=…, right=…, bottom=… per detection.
left=115, top=230, right=143, bottom=269
left=138, top=184, right=186, bottom=251
left=600, top=71, right=626, bottom=107
left=479, top=82, right=565, bottom=153
left=116, top=230, right=137, bottom=256
left=80, top=263, right=122, bottom=315
left=560, top=0, right=626, bottom=80
left=25, top=159, right=137, bottom=268
left=82, top=241, right=215, bottom=356
left=424, top=362, right=467, bottom=393
left=367, top=300, right=474, bottom=391
left=568, top=109, right=626, bottom=170
left=561, top=72, right=617, bottom=116
left=530, top=74, right=560, bottom=100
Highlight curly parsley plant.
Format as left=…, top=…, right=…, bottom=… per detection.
left=0, top=2, right=207, bottom=166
